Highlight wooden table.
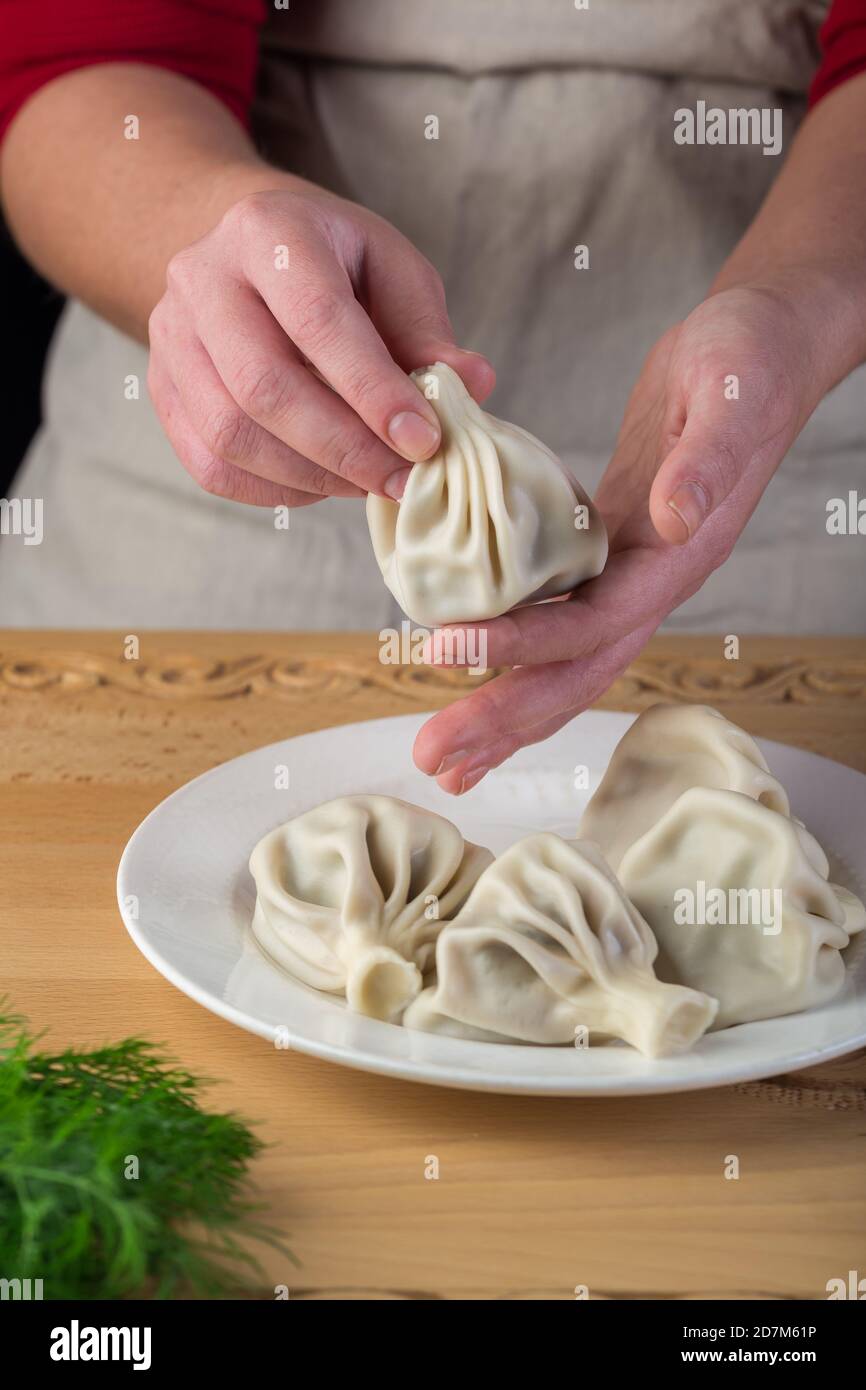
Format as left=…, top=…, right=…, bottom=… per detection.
left=2, top=630, right=865, bottom=1300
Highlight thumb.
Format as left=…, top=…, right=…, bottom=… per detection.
left=649, top=398, right=758, bottom=545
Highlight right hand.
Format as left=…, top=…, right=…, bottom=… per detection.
left=147, top=186, right=494, bottom=507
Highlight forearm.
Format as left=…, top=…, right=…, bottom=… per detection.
left=710, top=71, right=866, bottom=398
left=0, top=63, right=306, bottom=341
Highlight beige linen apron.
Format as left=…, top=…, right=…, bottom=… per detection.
left=3, top=0, right=861, bottom=633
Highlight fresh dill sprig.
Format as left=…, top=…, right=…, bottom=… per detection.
left=0, top=1007, right=295, bottom=1298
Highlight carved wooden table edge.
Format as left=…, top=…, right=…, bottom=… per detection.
left=2, top=632, right=866, bottom=706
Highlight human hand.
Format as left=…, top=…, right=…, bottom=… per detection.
left=414, top=285, right=824, bottom=792
left=148, top=186, right=494, bottom=507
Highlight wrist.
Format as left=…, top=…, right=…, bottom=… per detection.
left=173, top=159, right=303, bottom=250
left=195, top=159, right=309, bottom=214
left=709, top=264, right=866, bottom=406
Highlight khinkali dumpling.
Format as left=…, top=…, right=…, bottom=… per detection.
left=617, top=787, right=866, bottom=1027
left=579, top=704, right=789, bottom=871
left=403, top=833, right=718, bottom=1056
left=249, top=795, right=493, bottom=1021
left=366, top=363, right=607, bottom=625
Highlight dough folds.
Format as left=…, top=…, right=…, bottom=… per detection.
left=617, top=786, right=866, bottom=1028
left=366, top=363, right=607, bottom=625
left=580, top=705, right=866, bottom=1027
left=579, top=703, right=790, bottom=871
left=249, top=795, right=492, bottom=1021
left=403, top=833, right=718, bottom=1056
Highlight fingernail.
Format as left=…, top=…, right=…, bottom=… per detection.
left=666, top=480, right=710, bottom=540
left=432, top=749, right=471, bottom=776
left=388, top=410, right=440, bottom=461
left=384, top=466, right=412, bottom=500
left=458, top=765, right=489, bottom=794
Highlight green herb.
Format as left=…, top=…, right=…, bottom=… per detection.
left=0, top=1006, right=295, bottom=1298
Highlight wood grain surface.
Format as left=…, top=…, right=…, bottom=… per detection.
left=2, top=630, right=865, bottom=1300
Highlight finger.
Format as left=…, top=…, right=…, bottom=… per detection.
left=437, top=711, right=577, bottom=795
left=157, top=323, right=366, bottom=499
left=191, top=279, right=426, bottom=497
left=649, top=372, right=789, bottom=544
left=423, top=541, right=684, bottom=669
left=415, top=621, right=657, bottom=791
left=238, top=220, right=446, bottom=463
left=433, top=348, right=497, bottom=404
left=148, top=361, right=321, bottom=509
left=363, top=228, right=496, bottom=401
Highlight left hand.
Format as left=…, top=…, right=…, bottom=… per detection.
left=414, top=285, right=823, bottom=793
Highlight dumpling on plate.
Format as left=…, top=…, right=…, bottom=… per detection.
left=366, top=362, right=607, bottom=626
left=403, top=833, right=718, bottom=1056
left=617, top=786, right=866, bottom=1028
left=249, top=795, right=492, bottom=1022
left=579, top=703, right=790, bottom=871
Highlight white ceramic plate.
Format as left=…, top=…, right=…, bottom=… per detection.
left=117, top=710, right=866, bottom=1096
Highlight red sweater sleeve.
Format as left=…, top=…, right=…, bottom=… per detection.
left=0, top=0, right=266, bottom=144
left=809, top=0, right=866, bottom=106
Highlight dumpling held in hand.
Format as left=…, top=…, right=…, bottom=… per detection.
left=249, top=795, right=492, bottom=1022
left=403, top=833, right=718, bottom=1056
left=366, top=363, right=608, bottom=625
